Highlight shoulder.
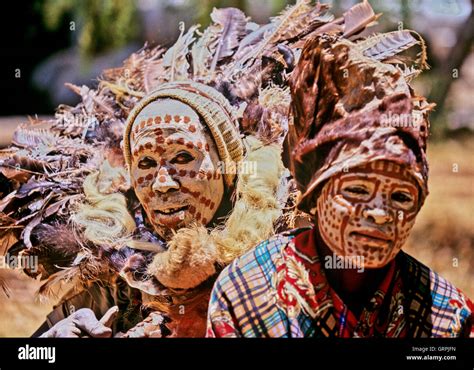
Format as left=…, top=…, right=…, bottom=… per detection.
left=209, top=228, right=310, bottom=337
left=428, top=267, right=473, bottom=337
left=214, top=228, right=308, bottom=291
left=402, top=253, right=473, bottom=337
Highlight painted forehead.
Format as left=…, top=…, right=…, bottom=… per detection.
left=338, top=161, right=418, bottom=186
left=130, top=99, right=206, bottom=147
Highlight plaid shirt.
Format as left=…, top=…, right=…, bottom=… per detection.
left=206, top=228, right=474, bottom=338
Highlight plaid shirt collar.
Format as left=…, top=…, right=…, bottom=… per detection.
left=274, top=228, right=404, bottom=337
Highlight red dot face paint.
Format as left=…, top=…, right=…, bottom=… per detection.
left=128, top=99, right=225, bottom=240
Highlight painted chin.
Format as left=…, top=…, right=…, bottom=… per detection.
left=344, top=230, right=395, bottom=268
left=152, top=206, right=189, bottom=228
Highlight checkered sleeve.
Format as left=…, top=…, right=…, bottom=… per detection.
left=206, top=232, right=298, bottom=338
left=206, top=272, right=241, bottom=338
left=463, top=294, right=474, bottom=338
left=428, top=267, right=474, bottom=337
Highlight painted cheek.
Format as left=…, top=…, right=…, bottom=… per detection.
left=373, top=206, right=415, bottom=266
left=332, top=195, right=354, bottom=254
left=394, top=215, right=415, bottom=247
left=131, top=162, right=158, bottom=193
left=194, top=166, right=222, bottom=224
left=135, top=183, right=150, bottom=208
left=317, top=182, right=347, bottom=255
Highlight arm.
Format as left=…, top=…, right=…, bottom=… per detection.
left=206, top=280, right=241, bottom=338
left=33, top=280, right=128, bottom=337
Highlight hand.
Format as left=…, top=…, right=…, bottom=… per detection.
left=117, top=312, right=169, bottom=338
left=40, top=306, right=119, bottom=338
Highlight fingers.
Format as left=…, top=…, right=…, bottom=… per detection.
left=55, top=323, right=82, bottom=338
left=72, top=308, right=112, bottom=338
left=40, top=307, right=118, bottom=338
left=40, top=322, right=81, bottom=338
left=99, top=306, right=119, bottom=328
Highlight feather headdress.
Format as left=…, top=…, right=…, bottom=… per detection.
left=286, top=8, right=433, bottom=213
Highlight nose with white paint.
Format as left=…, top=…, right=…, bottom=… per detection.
left=152, top=167, right=180, bottom=193
left=362, top=208, right=393, bottom=225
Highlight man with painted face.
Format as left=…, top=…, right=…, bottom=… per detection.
left=206, top=34, right=474, bottom=338
left=129, top=99, right=224, bottom=241
left=37, top=81, right=290, bottom=337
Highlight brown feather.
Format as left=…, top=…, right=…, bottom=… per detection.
left=209, top=8, right=247, bottom=72
left=342, top=0, right=380, bottom=38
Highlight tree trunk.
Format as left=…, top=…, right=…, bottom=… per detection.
left=428, top=9, right=474, bottom=119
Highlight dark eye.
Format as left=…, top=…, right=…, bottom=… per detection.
left=138, top=157, right=157, bottom=169
left=344, top=186, right=369, bottom=195
left=391, top=191, right=412, bottom=203
left=171, top=152, right=194, bottom=165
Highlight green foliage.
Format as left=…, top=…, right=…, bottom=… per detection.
left=42, top=0, right=138, bottom=58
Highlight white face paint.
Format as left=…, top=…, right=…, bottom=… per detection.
left=129, top=99, right=225, bottom=240
left=316, top=160, right=420, bottom=268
